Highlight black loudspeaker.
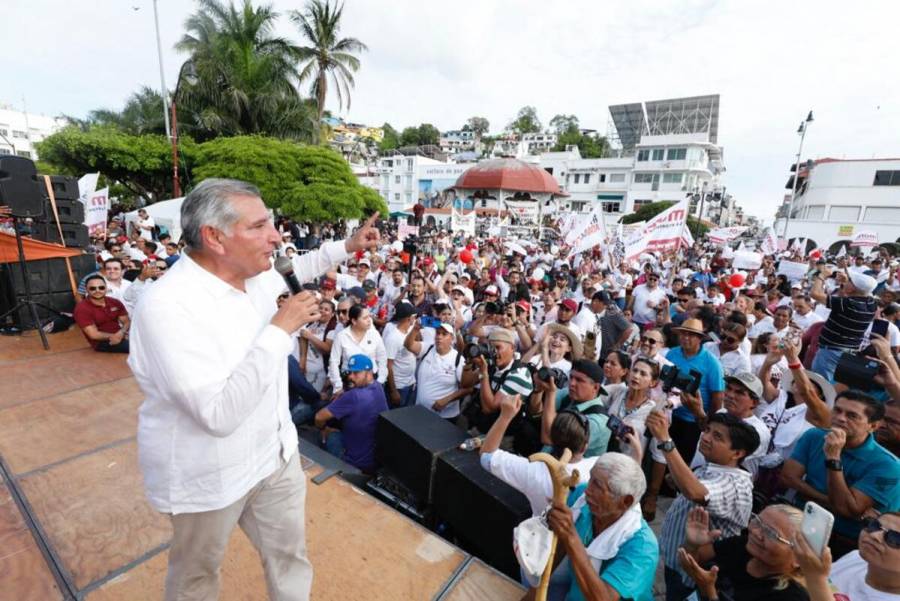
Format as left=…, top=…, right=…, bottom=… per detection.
left=7, top=291, right=76, bottom=324
left=374, top=406, right=468, bottom=506
left=432, top=449, right=531, bottom=579
left=2, top=254, right=96, bottom=296
left=38, top=199, right=84, bottom=224
left=44, top=176, right=79, bottom=201
left=31, top=222, right=90, bottom=248
left=0, top=156, right=44, bottom=218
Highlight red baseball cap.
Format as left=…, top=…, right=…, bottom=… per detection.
left=560, top=299, right=578, bottom=312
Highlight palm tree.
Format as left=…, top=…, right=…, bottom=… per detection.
left=175, top=0, right=316, bottom=140
left=290, top=0, right=367, bottom=127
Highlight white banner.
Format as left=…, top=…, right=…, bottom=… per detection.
left=851, top=231, right=879, bottom=248
left=504, top=199, right=540, bottom=224
left=777, top=259, right=808, bottom=282
left=78, top=173, right=99, bottom=203
left=624, top=200, right=689, bottom=261
left=397, top=223, right=419, bottom=241
left=566, top=204, right=607, bottom=258
left=564, top=213, right=592, bottom=245
left=733, top=251, right=763, bottom=270
left=707, top=226, right=748, bottom=245
left=85, top=187, right=109, bottom=237
left=451, top=208, right=475, bottom=236
left=760, top=227, right=778, bottom=255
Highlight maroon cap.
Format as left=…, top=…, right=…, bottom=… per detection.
left=560, top=298, right=578, bottom=312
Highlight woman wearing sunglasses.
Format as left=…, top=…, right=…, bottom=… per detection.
left=679, top=504, right=811, bottom=601
left=795, top=512, right=900, bottom=601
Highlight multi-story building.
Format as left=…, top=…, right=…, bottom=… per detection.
left=373, top=152, right=469, bottom=211
left=439, top=130, right=476, bottom=153
left=539, top=95, right=734, bottom=221
left=521, top=132, right=558, bottom=154
left=0, top=104, right=67, bottom=160
left=773, top=157, right=900, bottom=251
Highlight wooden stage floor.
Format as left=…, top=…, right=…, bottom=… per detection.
left=0, top=329, right=524, bottom=601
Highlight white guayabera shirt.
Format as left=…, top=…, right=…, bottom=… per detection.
left=129, top=242, right=348, bottom=514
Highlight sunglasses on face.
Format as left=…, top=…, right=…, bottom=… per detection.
left=864, top=518, right=900, bottom=548
left=338, top=309, right=349, bottom=314
left=723, top=335, right=740, bottom=344
left=640, top=336, right=661, bottom=345
left=88, top=285, right=106, bottom=291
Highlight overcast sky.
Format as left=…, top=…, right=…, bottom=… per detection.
left=5, top=0, right=899, bottom=221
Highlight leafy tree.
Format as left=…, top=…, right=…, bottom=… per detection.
left=80, top=87, right=168, bottom=136
left=466, top=116, right=490, bottom=137
left=508, top=106, right=541, bottom=135
left=291, top=0, right=367, bottom=124
left=379, top=122, right=399, bottom=152
left=620, top=201, right=708, bottom=239
left=553, top=129, right=609, bottom=158
left=175, top=0, right=316, bottom=141
left=399, top=123, right=439, bottom=147
left=192, top=136, right=387, bottom=220
left=35, top=126, right=196, bottom=203
left=549, top=114, right=579, bottom=135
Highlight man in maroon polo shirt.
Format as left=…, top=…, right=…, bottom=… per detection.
left=73, top=274, right=131, bottom=353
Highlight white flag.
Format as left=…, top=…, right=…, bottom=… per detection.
left=84, top=187, right=109, bottom=238
left=760, top=227, right=778, bottom=255
left=850, top=231, right=878, bottom=248
left=836, top=245, right=847, bottom=258
left=78, top=173, right=100, bottom=203
left=707, top=226, right=748, bottom=245
left=624, top=200, right=689, bottom=262
left=566, top=204, right=607, bottom=258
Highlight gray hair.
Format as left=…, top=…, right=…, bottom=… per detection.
left=591, top=453, right=646, bottom=507
left=180, top=178, right=260, bottom=251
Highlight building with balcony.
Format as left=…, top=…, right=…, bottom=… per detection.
left=371, top=153, right=469, bottom=212
left=439, top=130, right=476, bottom=153
left=0, top=104, right=67, bottom=160
left=773, top=157, right=900, bottom=251
left=537, top=95, right=733, bottom=221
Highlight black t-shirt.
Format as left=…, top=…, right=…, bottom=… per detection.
left=712, top=532, right=809, bottom=601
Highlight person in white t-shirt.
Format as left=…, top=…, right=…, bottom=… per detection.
left=703, top=323, right=751, bottom=377
left=101, top=258, right=131, bottom=304
left=796, top=511, right=900, bottom=601
left=628, top=272, right=668, bottom=328
left=299, top=300, right=337, bottom=393
left=383, top=303, right=418, bottom=408
left=404, top=321, right=473, bottom=420
left=135, top=208, right=155, bottom=241
left=791, top=295, right=825, bottom=332
left=612, top=263, right=633, bottom=310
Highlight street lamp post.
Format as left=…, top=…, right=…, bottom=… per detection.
left=0, top=130, right=16, bottom=155
left=170, top=61, right=198, bottom=198
left=152, top=0, right=171, bottom=139
left=782, top=110, right=814, bottom=240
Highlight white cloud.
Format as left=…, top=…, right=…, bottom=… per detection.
left=4, top=0, right=899, bottom=220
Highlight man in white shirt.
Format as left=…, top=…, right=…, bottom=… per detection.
left=128, top=178, right=380, bottom=601
left=101, top=258, right=131, bottom=304
left=791, top=295, right=824, bottom=332
left=135, top=208, right=155, bottom=241
left=628, top=272, right=668, bottom=329
left=383, top=302, right=418, bottom=408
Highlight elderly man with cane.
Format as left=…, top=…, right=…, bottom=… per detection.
left=129, top=179, right=380, bottom=601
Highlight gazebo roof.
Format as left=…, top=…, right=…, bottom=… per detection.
left=453, top=158, right=564, bottom=194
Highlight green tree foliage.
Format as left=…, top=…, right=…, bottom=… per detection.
left=291, top=0, right=367, bottom=124
left=399, top=123, right=440, bottom=147
left=620, top=201, right=708, bottom=239
left=466, top=116, right=490, bottom=137
left=77, top=87, right=168, bottom=136
left=35, top=126, right=195, bottom=203
left=508, top=106, right=541, bottom=135
left=549, top=114, right=579, bottom=135
left=552, top=130, right=609, bottom=158
left=379, top=122, right=399, bottom=152
left=192, top=136, right=387, bottom=220
left=175, top=0, right=316, bottom=141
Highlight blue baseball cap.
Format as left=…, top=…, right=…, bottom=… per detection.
left=346, top=354, right=374, bottom=372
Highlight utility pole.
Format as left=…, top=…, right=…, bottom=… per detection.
left=152, top=0, right=171, bottom=139
left=782, top=111, right=814, bottom=239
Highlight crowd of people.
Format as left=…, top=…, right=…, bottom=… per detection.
left=64, top=194, right=900, bottom=601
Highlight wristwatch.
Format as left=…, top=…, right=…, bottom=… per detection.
left=825, top=459, right=843, bottom=471
left=657, top=439, right=676, bottom=453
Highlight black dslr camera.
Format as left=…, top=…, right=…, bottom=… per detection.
left=464, top=341, right=496, bottom=367
left=537, top=366, right=569, bottom=389
left=659, top=364, right=702, bottom=394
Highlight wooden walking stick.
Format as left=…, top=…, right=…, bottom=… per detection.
left=529, top=449, right=581, bottom=601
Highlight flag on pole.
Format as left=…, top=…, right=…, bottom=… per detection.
left=624, top=200, right=689, bottom=261
left=836, top=245, right=847, bottom=258
left=850, top=231, right=879, bottom=248
left=566, top=204, right=607, bottom=258
left=760, top=227, right=778, bottom=255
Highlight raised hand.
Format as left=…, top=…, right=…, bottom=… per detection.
left=684, top=507, right=721, bottom=548
left=345, top=213, right=381, bottom=254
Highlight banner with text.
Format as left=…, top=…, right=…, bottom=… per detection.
left=566, top=204, right=607, bottom=258
left=760, top=227, right=778, bottom=255
left=451, top=207, right=476, bottom=236
left=397, top=223, right=419, bottom=241
left=504, top=199, right=540, bottom=225
left=85, top=187, right=110, bottom=237
left=707, top=226, right=748, bottom=245
left=624, top=200, right=689, bottom=261
left=850, top=231, right=879, bottom=248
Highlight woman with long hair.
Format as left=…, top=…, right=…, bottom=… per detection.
left=328, top=304, right=388, bottom=397
left=605, top=357, right=661, bottom=460
left=680, top=504, right=811, bottom=601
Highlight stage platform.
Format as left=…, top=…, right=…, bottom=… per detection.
left=0, top=328, right=525, bottom=601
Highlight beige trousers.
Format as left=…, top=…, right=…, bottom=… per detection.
left=165, top=452, right=312, bottom=601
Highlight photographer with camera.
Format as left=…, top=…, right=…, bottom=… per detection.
left=539, top=359, right=611, bottom=458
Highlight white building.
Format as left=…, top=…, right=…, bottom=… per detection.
left=538, top=95, right=730, bottom=220
left=439, top=130, right=476, bottom=153
left=773, top=158, right=900, bottom=251
left=0, top=104, right=67, bottom=160
left=372, top=153, right=469, bottom=211
left=521, top=132, right=558, bottom=154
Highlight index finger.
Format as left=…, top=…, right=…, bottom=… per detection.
left=362, top=212, right=380, bottom=229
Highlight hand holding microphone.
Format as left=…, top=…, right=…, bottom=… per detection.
left=272, top=256, right=320, bottom=334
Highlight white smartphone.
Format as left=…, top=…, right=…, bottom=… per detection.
left=801, top=501, right=834, bottom=557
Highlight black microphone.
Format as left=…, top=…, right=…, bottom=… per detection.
left=274, top=256, right=302, bottom=295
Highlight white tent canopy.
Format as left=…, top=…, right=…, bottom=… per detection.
left=125, top=197, right=184, bottom=243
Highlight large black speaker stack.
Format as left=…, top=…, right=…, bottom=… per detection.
left=372, top=406, right=531, bottom=579
left=0, top=157, right=96, bottom=327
